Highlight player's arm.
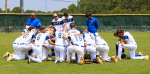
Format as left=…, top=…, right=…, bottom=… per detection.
left=32, top=34, right=36, bottom=44
left=63, top=32, right=68, bottom=40
left=46, top=35, right=55, bottom=45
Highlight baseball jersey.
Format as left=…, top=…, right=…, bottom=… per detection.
left=95, top=34, right=108, bottom=45
left=62, top=15, right=74, bottom=31
left=86, top=17, right=99, bottom=33
left=68, top=29, right=84, bottom=46
left=45, top=30, right=51, bottom=37
left=53, top=31, right=66, bottom=46
left=19, top=32, right=35, bottom=44
left=83, top=33, right=95, bottom=45
left=124, top=31, right=137, bottom=45
left=34, top=33, right=50, bottom=45
left=51, top=18, right=65, bottom=31
left=13, top=35, right=23, bottom=43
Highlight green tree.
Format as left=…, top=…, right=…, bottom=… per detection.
left=60, top=8, right=68, bottom=13
left=4, top=8, right=10, bottom=13
left=36, top=10, right=46, bottom=13
left=11, top=7, right=21, bottom=13
left=47, top=11, right=52, bottom=13
left=52, top=10, right=60, bottom=13
left=24, top=10, right=36, bottom=13
left=67, top=4, right=77, bottom=13
left=0, top=8, right=4, bottom=13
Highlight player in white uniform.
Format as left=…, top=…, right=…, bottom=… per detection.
left=95, top=33, right=118, bottom=63
left=117, top=29, right=149, bottom=60
left=53, top=29, right=67, bottom=63
left=83, top=32, right=100, bottom=63
left=42, top=27, right=55, bottom=60
left=65, top=23, right=84, bottom=65
left=50, top=13, right=66, bottom=31
left=6, top=27, right=35, bottom=61
left=28, top=26, right=55, bottom=63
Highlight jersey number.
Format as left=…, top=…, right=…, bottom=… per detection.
left=23, top=34, right=29, bottom=38
left=58, top=33, right=63, bottom=38
left=37, top=35, right=41, bottom=40
left=90, top=35, right=94, bottom=39
left=75, top=36, right=82, bottom=41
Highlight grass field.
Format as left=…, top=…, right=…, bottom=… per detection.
left=0, top=32, right=149, bottom=74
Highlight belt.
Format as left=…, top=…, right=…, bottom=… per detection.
left=74, top=44, right=84, bottom=47
left=13, top=43, right=16, bottom=44
left=87, top=44, right=95, bottom=47
left=18, top=43, right=25, bottom=45
left=56, top=45, right=65, bottom=47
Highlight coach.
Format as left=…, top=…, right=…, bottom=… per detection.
left=86, top=12, right=99, bottom=34
left=25, top=13, right=41, bottom=28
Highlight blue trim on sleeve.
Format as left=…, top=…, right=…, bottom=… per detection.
left=22, top=30, right=25, bottom=33
left=82, top=34, right=85, bottom=38
left=46, top=36, right=50, bottom=40
left=32, top=34, right=35, bottom=39
left=124, top=36, right=128, bottom=40
left=68, top=37, right=71, bottom=41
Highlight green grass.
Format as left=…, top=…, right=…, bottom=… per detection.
left=0, top=32, right=149, bottom=74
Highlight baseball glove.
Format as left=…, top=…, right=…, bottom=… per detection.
left=84, top=60, right=93, bottom=64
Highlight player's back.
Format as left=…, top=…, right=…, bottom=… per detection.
left=124, top=31, right=137, bottom=45
left=83, top=33, right=95, bottom=45
left=19, top=32, right=35, bottom=44
left=34, top=33, right=47, bottom=45
left=14, top=35, right=23, bottom=43
left=95, top=34, right=108, bottom=45
left=54, top=31, right=66, bottom=46
left=69, top=29, right=84, bottom=46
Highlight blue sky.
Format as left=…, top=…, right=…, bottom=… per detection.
left=0, top=0, right=77, bottom=12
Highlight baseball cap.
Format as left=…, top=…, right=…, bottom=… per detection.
left=36, top=23, right=41, bottom=28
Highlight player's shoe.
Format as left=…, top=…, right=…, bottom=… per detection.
left=54, top=56, right=60, bottom=64
left=79, top=57, right=83, bottom=65
left=139, top=52, right=143, bottom=56
left=7, top=54, right=13, bottom=61
left=96, top=56, right=103, bottom=64
left=111, top=56, right=118, bottom=63
left=28, top=56, right=31, bottom=64
left=117, top=56, right=121, bottom=60
left=3, top=52, right=9, bottom=58
left=144, top=55, right=149, bottom=60
left=12, top=51, right=16, bottom=55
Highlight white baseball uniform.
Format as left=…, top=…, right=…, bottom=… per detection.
left=118, top=31, right=146, bottom=59
left=95, top=34, right=111, bottom=61
left=62, top=15, right=74, bottom=31
left=53, top=31, right=66, bottom=62
left=12, top=32, right=35, bottom=60
left=31, top=33, right=50, bottom=63
left=67, top=29, right=84, bottom=63
left=84, top=32, right=96, bottom=61
left=42, top=30, right=54, bottom=60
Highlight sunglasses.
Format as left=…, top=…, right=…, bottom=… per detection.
left=53, top=16, right=57, bottom=17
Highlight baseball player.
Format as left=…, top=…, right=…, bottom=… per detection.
left=117, top=29, right=149, bottom=60
left=95, top=33, right=118, bottom=63
left=52, top=28, right=67, bottom=63
left=6, top=26, right=35, bottom=61
left=65, top=23, right=84, bottom=65
left=28, top=26, right=55, bottom=63
left=50, top=13, right=66, bottom=31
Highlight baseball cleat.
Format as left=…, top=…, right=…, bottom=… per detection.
left=117, top=56, right=121, bottom=60
left=96, top=57, right=103, bottom=64
left=54, top=56, right=60, bottom=64
left=144, top=55, right=149, bottom=60
left=12, top=51, right=16, bottom=55
left=79, top=57, right=83, bottom=65
left=111, top=56, right=118, bottom=63
left=139, top=52, right=143, bottom=56
left=7, top=54, right=13, bottom=61
left=28, top=56, right=31, bottom=64
left=3, top=52, right=9, bottom=58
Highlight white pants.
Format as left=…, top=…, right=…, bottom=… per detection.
left=31, top=45, right=43, bottom=63
left=12, top=44, right=32, bottom=60
left=67, top=46, right=84, bottom=63
left=54, top=45, right=66, bottom=62
left=96, top=44, right=111, bottom=61
left=118, top=44, right=145, bottom=59
left=42, top=44, right=54, bottom=60
left=13, top=43, right=18, bottom=56
left=85, top=45, right=96, bottom=61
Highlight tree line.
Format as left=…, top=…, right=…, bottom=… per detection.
left=1, top=0, right=150, bottom=14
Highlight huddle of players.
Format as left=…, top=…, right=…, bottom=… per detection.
left=3, top=12, right=149, bottom=65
